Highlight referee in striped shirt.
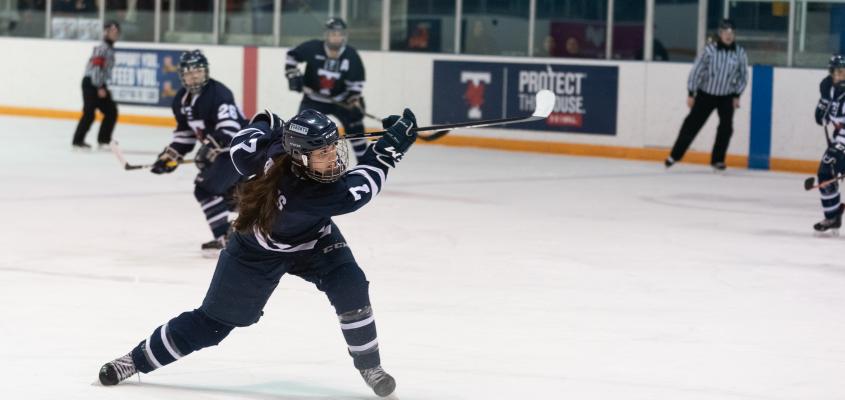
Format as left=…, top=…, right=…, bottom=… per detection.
left=72, top=21, right=120, bottom=150
left=665, top=19, right=748, bottom=170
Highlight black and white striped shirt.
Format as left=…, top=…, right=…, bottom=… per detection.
left=83, top=41, right=115, bottom=88
left=687, top=41, right=748, bottom=97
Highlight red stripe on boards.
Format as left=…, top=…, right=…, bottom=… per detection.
left=242, top=47, right=258, bottom=118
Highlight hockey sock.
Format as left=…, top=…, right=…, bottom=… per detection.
left=131, top=310, right=233, bottom=373
left=200, top=195, right=231, bottom=239
left=820, top=183, right=841, bottom=219
left=339, top=305, right=381, bottom=370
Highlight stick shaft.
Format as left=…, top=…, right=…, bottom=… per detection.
left=344, top=115, right=543, bottom=140
left=816, top=176, right=844, bottom=190
left=111, top=141, right=194, bottom=170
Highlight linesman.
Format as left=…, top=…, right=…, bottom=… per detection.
left=72, top=20, right=120, bottom=150
left=665, top=19, right=748, bottom=170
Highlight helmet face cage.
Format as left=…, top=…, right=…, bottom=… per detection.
left=179, top=50, right=209, bottom=95
left=301, top=139, right=349, bottom=183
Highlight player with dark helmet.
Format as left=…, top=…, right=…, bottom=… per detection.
left=178, top=49, right=209, bottom=95
left=150, top=49, right=246, bottom=255
left=324, top=17, right=348, bottom=51
left=829, top=54, right=845, bottom=72
left=283, top=109, right=350, bottom=183
left=285, top=17, right=370, bottom=160
left=98, top=107, right=419, bottom=398
left=812, top=54, right=845, bottom=235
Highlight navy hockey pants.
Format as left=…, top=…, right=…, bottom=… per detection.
left=817, top=141, right=845, bottom=219
left=299, top=97, right=369, bottom=157
left=130, top=224, right=382, bottom=373
left=193, top=153, right=243, bottom=239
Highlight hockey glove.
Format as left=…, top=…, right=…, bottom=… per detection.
left=249, top=109, right=284, bottom=132
left=373, top=108, right=417, bottom=168
left=286, top=69, right=304, bottom=92
left=343, top=93, right=362, bottom=106
left=816, top=99, right=830, bottom=125
left=195, top=143, right=227, bottom=170
left=151, top=146, right=182, bottom=174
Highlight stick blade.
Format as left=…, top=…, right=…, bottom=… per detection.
left=419, top=130, right=450, bottom=142
left=804, top=177, right=816, bottom=191
left=532, top=89, right=556, bottom=119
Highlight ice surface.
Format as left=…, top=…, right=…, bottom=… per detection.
left=1, top=115, right=844, bottom=400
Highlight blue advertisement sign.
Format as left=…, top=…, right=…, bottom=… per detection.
left=432, top=60, right=618, bottom=135
left=108, top=48, right=185, bottom=107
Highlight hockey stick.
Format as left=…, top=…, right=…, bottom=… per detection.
left=824, top=123, right=833, bottom=147
left=804, top=174, right=845, bottom=191
left=344, top=89, right=557, bottom=140
left=303, top=87, right=383, bottom=120
left=110, top=141, right=194, bottom=171
left=301, top=88, right=450, bottom=142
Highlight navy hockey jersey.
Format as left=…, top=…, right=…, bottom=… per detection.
left=285, top=40, right=365, bottom=103
left=169, top=79, right=246, bottom=155
left=229, top=119, right=389, bottom=253
left=815, top=76, right=845, bottom=143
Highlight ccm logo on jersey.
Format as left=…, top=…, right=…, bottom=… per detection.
left=288, top=123, right=309, bottom=134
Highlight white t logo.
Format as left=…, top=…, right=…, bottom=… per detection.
left=348, top=184, right=371, bottom=201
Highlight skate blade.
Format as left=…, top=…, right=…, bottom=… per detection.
left=813, top=229, right=840, bottom=237
left=201, top=249, right=222, bottom=259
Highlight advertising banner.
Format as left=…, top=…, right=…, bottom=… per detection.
left=432, top=60, right=618, bottom=135
left=109, top=48, right=185, bottom=107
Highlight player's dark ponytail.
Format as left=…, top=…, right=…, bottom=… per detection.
left=233, top=154, right=289, bottom=235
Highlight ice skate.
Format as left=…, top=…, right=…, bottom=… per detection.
left=98, top=353, right=137, bottom=386
left=711, top=162, right=726, bottom=171
left=813, top=204, right=843, bottom=237
left=72, top=142, right=92, bottom=151
left=97, top=142, right=111, bottom=151
left=360, top=366, right=396, bottom=398
left=664, top=157, right=675, bottom=168
left=201, top=236, right=226, bottom=258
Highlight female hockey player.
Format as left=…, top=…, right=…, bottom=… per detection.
left=97, top=107, right=419, bottom=399
left=813, top=54, right=845, bottom=234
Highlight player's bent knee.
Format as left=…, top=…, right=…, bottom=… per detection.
left=339, top=304, right=373, bottom=321
left=323, top=265, right=371, bottom=314
left=194, top=185, right=214, bottom=202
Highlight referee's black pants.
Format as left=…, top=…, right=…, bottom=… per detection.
left=669, top=92, right=735, bottom=165
left=72, top=77, right=118, bottom=146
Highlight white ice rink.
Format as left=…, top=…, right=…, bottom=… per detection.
left=2, top=115, right=845, bottom=400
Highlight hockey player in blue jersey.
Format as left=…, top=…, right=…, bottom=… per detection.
left=285, top=17, right=370, bottom=158
left=813, top=54, right=845, bottom=234
left=97, top=107, right=418, bottom=398
left=151, top=50, right=246, bottom=254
